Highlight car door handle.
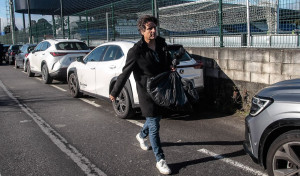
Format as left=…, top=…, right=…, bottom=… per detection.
left=42, top=53, right=45, bottom=55
left=90, top=67, right=95, bottom=70
left=109, top=65, right=116, bottom=69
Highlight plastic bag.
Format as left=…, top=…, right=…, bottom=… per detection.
left=181, top=78, right=199, bottom=104
left=147, top=71, right=198, bottom=111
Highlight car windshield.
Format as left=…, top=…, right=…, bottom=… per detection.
left=55, top=42, right=89, bottom=50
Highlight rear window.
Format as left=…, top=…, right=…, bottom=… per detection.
left=169, top=49, right=192, bottom=62
left=55, top=42, right=89, bottom=50
left=12, top=45, right=22, bottom=50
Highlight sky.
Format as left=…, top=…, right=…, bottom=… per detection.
left=0, top=0, right=51, bottom=32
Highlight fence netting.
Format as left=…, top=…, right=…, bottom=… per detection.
left=1, top=0, right=299, bottom=48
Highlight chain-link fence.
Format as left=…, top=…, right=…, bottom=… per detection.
left=1, top=0, right=300, bottom=48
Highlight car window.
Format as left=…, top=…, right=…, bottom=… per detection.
left=169, top=50, right=191, bottom=62
left=20, top=46, right=26, bottom=53
left=35, top=43, right=43, bottom=51
left=41, top=42, right=50, bottom=51
left=55, top=42, right=89, bottom=50
left=84, top=46, right=106, bottom=62
left=102, top=45, right=123, bottom=61
left=27, top=46, right=36, bottom=53
left=11, top=45, right=21, bottom=51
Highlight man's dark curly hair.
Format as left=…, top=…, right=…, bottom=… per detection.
left=137, top=15, right=158, bottom=35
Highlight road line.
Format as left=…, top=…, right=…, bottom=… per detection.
left=0, top=80, right=107, bottom=176
left=35, top=77, right=42, bottom=81
left=198, top=148, right=267, bottom=176
left=126, top=120, right=144, bottom=127
left=79, top=98, right=101, bottom=107
left=51, top=85, right=67, bottom=92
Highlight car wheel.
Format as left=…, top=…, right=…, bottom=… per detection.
left=68, top=73, right=82, bottom=98
left=42, top=64, right=53, bottom=84
left=266, top=130, right=300, bottom=176
left=27, top=61, right=34, bottom=77
left=112, top=88, right=134, bottom=119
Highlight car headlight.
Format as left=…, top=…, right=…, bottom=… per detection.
left=249, top=96, right=273, bottom=116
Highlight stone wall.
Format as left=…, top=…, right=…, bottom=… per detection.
left=185, top=47, right=300, bottom=114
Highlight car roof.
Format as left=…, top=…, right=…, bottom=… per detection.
left=43, top=39, right=85, bottom=45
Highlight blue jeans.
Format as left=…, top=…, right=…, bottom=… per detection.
left=139, top=116, right=165, bottom=162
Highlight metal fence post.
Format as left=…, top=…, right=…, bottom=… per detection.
left=85, top=10, right=89, bottom=46
left=9, top=0, right=15, bottom=44
left=27, top=0, right=32, bottom=43
left=60, top=0, right=65, bottom=39
left=67, top=16, right=70, bottom=39
left=52, top=15, right=56, bottom=38
left=111, top=3, right=115, bottom=41
left=35, top=23, right=38, bottom=43
left=152, top=0, right=155, bottom=16
left=106, top=12, right=109, bottom=42
left=218, top=0, right=224, bottom=47
left=246, top=0, right=251, bottom=47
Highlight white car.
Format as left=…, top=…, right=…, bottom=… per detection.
left=26, top=39, right=90, bottom=84
left=67, top=41, right=204, bottom=118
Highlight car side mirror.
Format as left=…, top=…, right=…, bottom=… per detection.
left=28, top=48, right=33, bottom=52
left=76, top=56, right=84, bottom=63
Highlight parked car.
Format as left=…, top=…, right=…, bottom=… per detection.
left=67, top=41, right=204, bottom=119
left=2, top=44, right=10, bottom=64
left=26, top=39, right=90, bottom=84
left=6, top=44, right=22, bottom=65
left=244, top=78, right=300, bottom=176
left=15, top=44, right=37, bottom=69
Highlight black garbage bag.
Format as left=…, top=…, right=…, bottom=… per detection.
left=147, top=71, right=199, bottom=111
left=181, top=78, right=199, bottom=104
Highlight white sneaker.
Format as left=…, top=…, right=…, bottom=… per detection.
left=136, top=133, right=150, bottom=151
left=156, top=159, right=171, bottom=175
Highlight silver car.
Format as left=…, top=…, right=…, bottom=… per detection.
left=15, top=44, right=37, bottom=69
left=244, top=78, right=300, bottom=176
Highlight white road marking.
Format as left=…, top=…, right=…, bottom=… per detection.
left=20, top=120, right=32, bottom=123
left=79, top=98, right=101, bottom=107
left=126, top=120, right=144, bottom=127
left=51, top=85, right=67, bottom=92
left=0, top=80, right=107, bottom=176
left=198, top=148, right=267, bottom=176
left=35, top=77, right=42, bottom=81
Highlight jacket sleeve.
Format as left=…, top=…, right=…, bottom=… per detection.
left=110, top=48, right=137, bottom=97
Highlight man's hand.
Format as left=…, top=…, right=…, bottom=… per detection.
left=170, top=66, right=176, bottom=72
left=109, top=95, right=115, bottom=101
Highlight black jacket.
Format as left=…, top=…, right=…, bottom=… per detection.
left=110, top=36, right=172, bottom=117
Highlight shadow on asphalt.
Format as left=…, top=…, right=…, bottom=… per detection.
left=168, top=149, right=246, bottom=175
left=161, top=140, right=243, bottom=147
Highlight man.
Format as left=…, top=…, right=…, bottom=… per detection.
left=109, top=15, right=174, bottom=175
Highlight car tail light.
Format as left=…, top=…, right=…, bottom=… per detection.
left=50, top=52, right=68, bottom=57
left=11, top=51, right=15, bottom=56
left=194, top=61, right=203, bottom=69
left=25, top=53, right=29, bottom=58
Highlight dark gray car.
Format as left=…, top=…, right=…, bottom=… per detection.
left=244, top=78, right=300, bottom=176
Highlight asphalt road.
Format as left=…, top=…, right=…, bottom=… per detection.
left=0, top=64, right=267, bottom=176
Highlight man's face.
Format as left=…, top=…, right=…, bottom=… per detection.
left=141, top=22, right=157, bottom=42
